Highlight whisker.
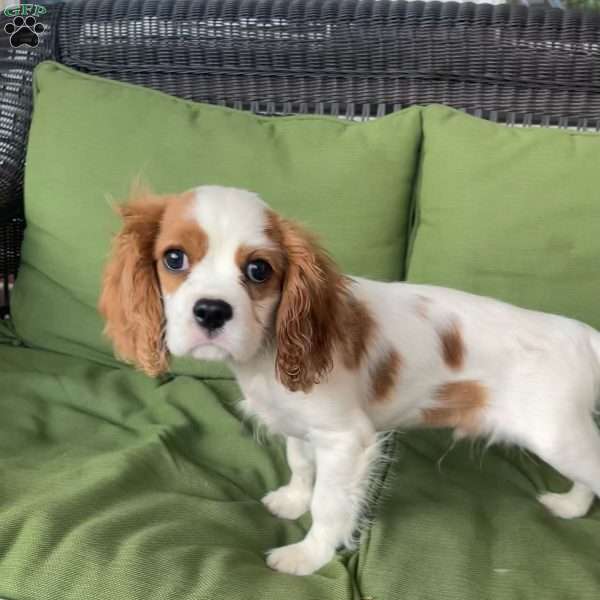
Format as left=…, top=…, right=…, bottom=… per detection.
left=437, top=436, right=459, bottom=472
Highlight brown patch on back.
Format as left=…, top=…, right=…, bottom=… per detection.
left=422, top=380, right=487, bottom=436
left=154, top=192, right=208, bottom=295
left=370, top=349, right=402, bottom=403
left=439, top=322, right=465, bottom=370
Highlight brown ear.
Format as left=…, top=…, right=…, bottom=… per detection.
left=98, top=191, right=168, bottom=376
left=273, top=217, right=346, bottom=393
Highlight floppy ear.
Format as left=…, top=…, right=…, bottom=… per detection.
left=98, top=192, right=168, bottom=377
left=273, top=217, right=346, bottom=393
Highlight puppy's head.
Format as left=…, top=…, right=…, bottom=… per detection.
left=99, top=185, right=346, bottom=391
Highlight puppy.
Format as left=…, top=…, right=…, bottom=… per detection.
left=99, top=185, right=600, bottom=575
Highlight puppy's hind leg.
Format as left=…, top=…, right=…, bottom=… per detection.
left=527, top=415, right=600, bottom=519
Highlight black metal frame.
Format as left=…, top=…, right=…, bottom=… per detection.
left=2, top=0, right=600, bottom=315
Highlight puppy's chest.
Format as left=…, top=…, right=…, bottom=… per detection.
left=238, top=373, right=309, bottom=438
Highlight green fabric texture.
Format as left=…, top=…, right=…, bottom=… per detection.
left=12, top=61, right=421, bottom=376
left=1, top=343, right=599, bottom=599
left=357, top=431, right=600, bottom=599
left=0, top=343, right=355, bottom=600
left=407, top=105, right=600, bottom=329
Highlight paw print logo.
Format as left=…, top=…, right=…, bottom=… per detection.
left=4, top=16, right=45, bottom=48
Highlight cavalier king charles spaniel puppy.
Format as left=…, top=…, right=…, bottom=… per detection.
left=100, top=185, right=600, bottom=575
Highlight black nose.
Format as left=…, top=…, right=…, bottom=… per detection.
left=193, top=299, right=233, bottom=332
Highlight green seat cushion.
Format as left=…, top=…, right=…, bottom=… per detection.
left=0, top=343, right=356, bottom=600
left=407, top=104, right=600, bottom=329
left=12, top=61, right=421, bottom=376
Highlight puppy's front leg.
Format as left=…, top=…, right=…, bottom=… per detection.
left=262, top=437, right=315, bottom=520
left=266, top=424, right=378, bottom=575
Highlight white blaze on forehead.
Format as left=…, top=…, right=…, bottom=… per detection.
left=191, top=186, right=272, bottom=255
left=184, top=186, right=276, bottom=300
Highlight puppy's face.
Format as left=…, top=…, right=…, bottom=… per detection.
left=155, top=187, right=284, bottom=363
left=99, top=185, right=345, bottom=392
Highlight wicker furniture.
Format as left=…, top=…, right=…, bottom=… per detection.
left=2, top=0, right=600, bottom=316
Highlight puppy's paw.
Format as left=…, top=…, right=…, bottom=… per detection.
left=538, top=490, right=593, bottom=519
left=262, top=485, right=311, bottom=520
left=266, top=540, right=334, bottom=575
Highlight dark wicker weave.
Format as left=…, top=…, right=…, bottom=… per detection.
left=1, top=0, right=600, bottom=314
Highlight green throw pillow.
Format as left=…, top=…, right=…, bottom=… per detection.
left=12, top=61, right=422, bottom=376
left=407, top=104, right=600, bottom=330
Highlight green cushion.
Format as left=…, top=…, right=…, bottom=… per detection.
left=12, top=61, right=422, bottom=376
left=407, top=105, right=600, bottom=329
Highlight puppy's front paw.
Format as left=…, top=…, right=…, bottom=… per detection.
left=266, top=540, right=334, bottom=575
left=262, top=485, right=311, bottom=520
left=538, top=490, right=593, bottom=519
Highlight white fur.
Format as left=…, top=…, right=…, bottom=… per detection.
left=161, top=186, right=600, bottom=575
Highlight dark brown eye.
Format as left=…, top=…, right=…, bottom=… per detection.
left=163, top=249, right=189, bottom=272
left=245, top=259, right=272, bottom=283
